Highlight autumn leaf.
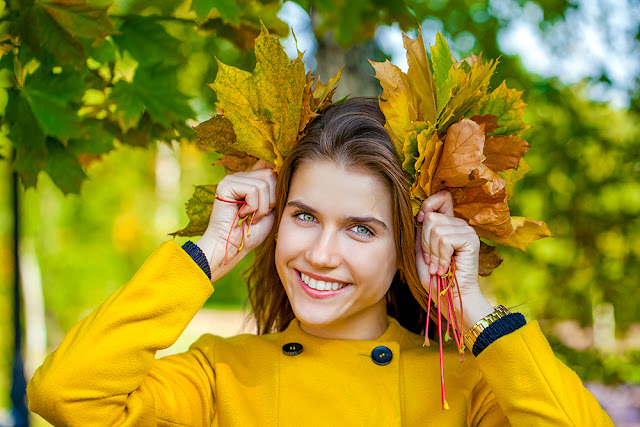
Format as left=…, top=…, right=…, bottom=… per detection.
left=411, top=130, right=443, bottom=201
left=172, top=185, right=217, bottom=237
left=211, top=22, right=307, bottom=171
left=437, top=58, right=497, bottom=130
left=213, top=154, right=258, bottom=172
left=476, top=216, right=553, bottom=251
left=431, top=33, right=453, bottom=104
left=456, top=200, right=512, bottom=238
left=501, top=158, right=531, bottom=200
left=369, top=59, right=412, bottom=161
left=470, top=114, right=500, bottom=134
left=433, top=118, right=486, bottom=189
left=483, top=134, right=531, bottom=173
left=404, top=30, right=437, bottom=124
left=299, top=68, right=343, bottom=136
left=195, top=116, right=238, bottom=152
left=178, top=22, right=342, bottom=237
left=311, top=68, right=343, bottom=110
left=476, top=81, right=531, bottom=138
left=478, top=241, right=503, bottom=277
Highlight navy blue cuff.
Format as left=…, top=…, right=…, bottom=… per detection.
left=472, top=312, right=526, bottom=356
left=181, top=241, right=211, bottom=280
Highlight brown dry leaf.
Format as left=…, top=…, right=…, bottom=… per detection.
left=470, top=163, right=506, bottom=197
left=404, top=30, right=437, bottom=124
left=194, top=115, right=239, bottom=152
left=213, top=154, right=258, bottom=172
left=456, top=201, right=513, bottom=238
left=476, top=216, right=553, bottom=251
left=469, top=114, right=500, bottom=135
left=412, top=131, right=443, bottom=199
left=450, top=182, right=505, bottom=206
left=299, top=73, right=319, bottom=136
left=478, top=241, right=503, bottom=277
left=483, top=135, right=531, bottom=173
left=433, top=118, right=486, bottom=189
left=299, top=68, right=343, bottom=136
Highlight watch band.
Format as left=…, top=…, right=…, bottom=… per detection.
left=463, top=305, right=511, bottom=350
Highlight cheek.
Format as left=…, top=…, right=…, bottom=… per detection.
left=349, top=242, right=398, bottom=284
left=275, top=218, right=304, bottom=266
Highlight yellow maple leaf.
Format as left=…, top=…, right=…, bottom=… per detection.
left=210, top=22, right=307, bottom=171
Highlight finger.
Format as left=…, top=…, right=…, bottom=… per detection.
left=428, top=223, right=469, bottom=276
left=235, top=177, right=271, bottom=221
left=417, top=190, right=454, bottom=222
left=237, top=167, right=277, bottom=210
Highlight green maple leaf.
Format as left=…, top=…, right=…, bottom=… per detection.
left=21, top=65, right=85, bottom=140
left=67, top=119, right=115, bottom=156
left=110, top=64, right=195, bottom=132
left=7, top=90, right=47, bottom=187
left=44, top=137, right=87, bottom=194
left=430, top=33, right=453, bottom=110
left=192, top=0, right=241, bottom=23
left=112, top=17, right=183, bottom=66
left=20, top=0, right=115, bottom=68
left=172, top=185, right=218, bottom=237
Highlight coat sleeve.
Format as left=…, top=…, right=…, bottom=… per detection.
left=27, top=241, right=217, bottom=426
left=474, top=321, right=614, bottom=426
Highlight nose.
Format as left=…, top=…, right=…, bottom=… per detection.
left=304, top=227, right=341, bottom=268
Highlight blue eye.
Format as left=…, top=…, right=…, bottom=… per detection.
left=350, top=224, right=373, bottom=236
left=295, top=212, right=316, bottom=223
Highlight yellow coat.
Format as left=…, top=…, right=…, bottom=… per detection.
left=27, top=242, right=612, bottom=426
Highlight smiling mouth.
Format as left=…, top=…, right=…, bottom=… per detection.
left=299, top=272, right=348, bottom=291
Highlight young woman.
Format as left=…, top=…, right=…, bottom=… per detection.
left=27, top=99, right=612, bottom=425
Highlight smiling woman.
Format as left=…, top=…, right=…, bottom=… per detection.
left=26, top=99, right=613, bottom=425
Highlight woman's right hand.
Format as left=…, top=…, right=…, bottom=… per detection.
left=196, top=160, right=277, bottom=281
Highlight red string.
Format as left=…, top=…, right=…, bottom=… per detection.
left=215, top=195, right=251, bottom=264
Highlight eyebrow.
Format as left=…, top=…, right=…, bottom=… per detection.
left=286, top=200, right=390, bottom=231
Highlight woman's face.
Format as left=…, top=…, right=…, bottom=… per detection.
left=275, top=160, right=398, bottom=340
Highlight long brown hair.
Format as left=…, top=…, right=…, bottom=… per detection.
left=246, top=98, right=430, bottom=335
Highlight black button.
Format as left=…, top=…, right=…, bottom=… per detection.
left=371, top=346, right=393, bottom=365
left=282, top=342, right=303, bottom=356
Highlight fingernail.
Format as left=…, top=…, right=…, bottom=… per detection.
left=429, top=263, right=437, bottom=275
left=417, top=211, right=425, bottom=222
left=267, top=209, right=273, bottom=215
left=424, top=254, right=431, bottom=264
left=437, top=265, right=446, bottom=276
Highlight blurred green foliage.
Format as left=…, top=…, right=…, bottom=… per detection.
left=1, top=0, right=640, bottom=418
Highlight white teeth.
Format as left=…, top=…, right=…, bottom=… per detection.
left=299, top=271, right=346, bottom=291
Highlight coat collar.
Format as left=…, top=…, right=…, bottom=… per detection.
left=278, top=316, right=424, bottom=351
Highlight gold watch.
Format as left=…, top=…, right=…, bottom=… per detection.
left=463, top=305, right=511, bottom=350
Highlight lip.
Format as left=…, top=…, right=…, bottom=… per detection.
left=295, top=270, right=351, bottom=299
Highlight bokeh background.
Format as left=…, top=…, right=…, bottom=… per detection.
left=1, top=0, right=640, bottom=425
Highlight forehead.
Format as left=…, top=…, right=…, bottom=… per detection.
left=287, top=161, right=393, bottom=221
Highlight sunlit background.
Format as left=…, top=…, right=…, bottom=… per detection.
left=2, top=0, right=640, bottom=425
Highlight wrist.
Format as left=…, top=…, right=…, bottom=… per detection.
left=461, top=293, right=494, bottom=332
left=195, top=233, right=240, bottom=282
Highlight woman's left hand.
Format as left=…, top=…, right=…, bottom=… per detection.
left=415, top=191, right=494, bottom=331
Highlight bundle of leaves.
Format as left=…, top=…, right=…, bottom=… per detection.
left=174, top=23, right=342, bottom=237
left=370, top=31, right=552, bottom=276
